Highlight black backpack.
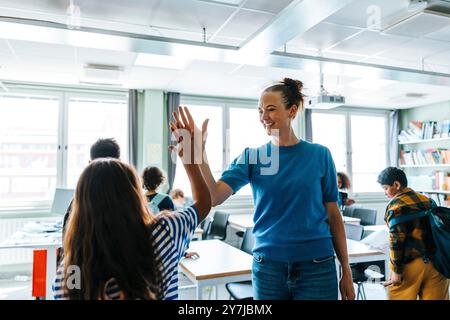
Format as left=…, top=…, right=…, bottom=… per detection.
left=388, top=201, right=450, bottom=279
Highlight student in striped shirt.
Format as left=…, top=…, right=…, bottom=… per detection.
left=53, top=118, right=211, bottom=299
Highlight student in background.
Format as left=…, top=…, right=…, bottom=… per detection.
left=172, top=78, right=355, bottom=300
left=53, top=127, right=211, bottom=299
left=377, top=166, right=449, bottom=300
left=337, top=172, right=355, bottom=211
left=170, top=188, right=193, bottom=212
left=62, top=138, right=121, bottom=235
left=142, top=166, right=175, bottom=214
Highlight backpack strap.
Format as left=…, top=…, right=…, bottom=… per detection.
left=150, top=193, right=167, bottom=207
left=389, top=211, right=429, bottom=229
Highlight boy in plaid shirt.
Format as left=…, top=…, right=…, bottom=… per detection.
left=378, top=167, right=449, bottom=300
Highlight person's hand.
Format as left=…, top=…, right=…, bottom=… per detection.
left=340, top=265, right=356, bottom=300
left=169, top=106, right=209, bottom=164
left=345, top=198, right=355, bottom=206
left=387, top=270, right=402, bottom=286
left=184, top=251, right=199, bottom=259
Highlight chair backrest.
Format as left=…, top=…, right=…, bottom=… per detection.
left=200, top=218, right=212, bottom=240
left=343, top=206, right=356, bottom=217
left=352, top=208, right=378, bottom=226
left=240, top=227, right=254, bottom=255
left=208, top=211, right=229, bottom=240
left=344, top=223, right=364, bottom=241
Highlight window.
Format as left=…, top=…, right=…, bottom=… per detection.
left=229, top=107, right=268, bottom=195
left=172, top=104, right=223, bottom=195
left=312, top=109, right=389, bottom=194
left=0, top=94, right=59, bottom=204
left=66, top=97, right=128, bottom=187
left=0, top=89, right=128, bottom=211
left=172, top=98, right=268, bottom=197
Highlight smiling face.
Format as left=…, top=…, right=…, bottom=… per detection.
left=258, top=91, right=297, bottom=136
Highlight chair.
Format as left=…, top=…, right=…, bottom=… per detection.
left=344, top=223, right=383, bottom=299
left=344, top=223, right=364, bottom=241
left=225, top=227, right=254, bottom=300
left=352, top=208, right=378, bottom=226
left=206, top=211, right=229, bottom=241
left=199, top=218, right=212, bottom=240
left=343, top=206, right=356, bottom=217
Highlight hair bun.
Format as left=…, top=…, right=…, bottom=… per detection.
left=282, top=78, right=303, bottom=92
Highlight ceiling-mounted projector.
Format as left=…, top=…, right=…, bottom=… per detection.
left=307, top=65, right=346, bottom=110
left=308, top=93, right=345, bottom=109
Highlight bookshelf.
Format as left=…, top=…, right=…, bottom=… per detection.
left=398, top=119, right=450, bottom=207
left=399, top=137, right=450, bottom=145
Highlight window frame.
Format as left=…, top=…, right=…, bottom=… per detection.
left=0, top=86, right=128, bottom=217
left=311, top=107, right=391, bottom=200
left=179, top=95, right=261, bottom=205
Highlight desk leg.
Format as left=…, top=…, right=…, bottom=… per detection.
left=335, top=259, right=342, bottom=300
left=45, top=247, right=57, bottom=300
left=196, top=284, right=203, bottom=300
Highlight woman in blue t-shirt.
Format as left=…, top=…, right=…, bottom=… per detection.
left=172, top=78, right=355, bottom=300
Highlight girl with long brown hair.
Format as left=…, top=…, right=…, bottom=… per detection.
left=53, top=119, right=211, bottom=299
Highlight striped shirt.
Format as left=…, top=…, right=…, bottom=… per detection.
left=53, top=206, right=198, bottom=300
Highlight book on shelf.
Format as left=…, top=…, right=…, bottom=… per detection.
left=399, top=148, right=450, bottom=165
left=398, top=119, right=450, bottom=142
left=422, top=192, right=449, bottom=208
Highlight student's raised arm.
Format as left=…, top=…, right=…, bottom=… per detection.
left=169, top=107, right=211, bottom=221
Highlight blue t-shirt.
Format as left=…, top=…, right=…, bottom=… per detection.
left=220, top=140, right=338, bottom=262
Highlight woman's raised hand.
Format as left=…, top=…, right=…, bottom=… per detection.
left=169, top=106, right=209, bottom=164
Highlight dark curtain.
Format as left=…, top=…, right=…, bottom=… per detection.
left=128, top=89, right=138, bottom=167
left=304, top=109, right=313, bottom=142
left=165, top=92, right=180, bottom=190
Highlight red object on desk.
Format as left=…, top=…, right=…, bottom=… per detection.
left=32, top=250, right=47, bottom=298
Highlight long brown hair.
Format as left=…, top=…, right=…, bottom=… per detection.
left=63, top=159, right=162, bottom=299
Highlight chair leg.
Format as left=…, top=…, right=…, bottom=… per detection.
left=361, top=283, right=367, bottom=300
left=357, top=283, right=362, bottom=300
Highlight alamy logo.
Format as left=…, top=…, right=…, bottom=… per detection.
left=66, top=265, right=81, bottom=290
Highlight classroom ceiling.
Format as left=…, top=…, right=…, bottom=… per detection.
left=0, top=0, right=450, bottom=109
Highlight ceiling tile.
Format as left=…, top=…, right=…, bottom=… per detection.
left=325, top=0, right=410, bottom=28
left=425, top=49, right=450, bottom=67
left=243, top=0, right=293, bottom=14
left=149, top=0, right=236, bottom=35
left=378, top=38, right=450, bottom=63
left=425, top=25, right=450, bottom=43
left=383, top=12, right=450, bottom=38
left=329, top=30, right=411, bottom=56
left=288, top=22, right=361, bottom=51
left=9, top=40, right=76, bottom=60
left=216, top=9, right=274, bottom=39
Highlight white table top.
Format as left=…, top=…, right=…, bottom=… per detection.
left=228, top=213, right=361, bottom=229
left=179, top=239, right=252, bottom=281
left=346, top=239, right=385, bottom=258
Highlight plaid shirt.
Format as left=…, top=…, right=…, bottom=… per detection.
left=384, top=188, right=435, bottom=273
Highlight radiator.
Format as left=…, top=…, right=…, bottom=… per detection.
left=0, top=217, right=56, bottom=266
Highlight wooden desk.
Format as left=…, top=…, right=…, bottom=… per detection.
left=228, top=214, right=361, bottom=232
left=179, top=239, right=252, bottom=299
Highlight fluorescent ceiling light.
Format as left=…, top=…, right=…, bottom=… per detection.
left=134, top=53, right=189, bottom=70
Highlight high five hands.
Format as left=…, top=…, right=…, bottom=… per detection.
left=169, top=106, right=209, bottom=165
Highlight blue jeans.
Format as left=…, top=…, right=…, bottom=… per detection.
left=252, top=252, right=338, bottom=300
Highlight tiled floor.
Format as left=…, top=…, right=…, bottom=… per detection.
left=0, top=272, right=389, bottom=300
